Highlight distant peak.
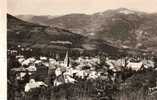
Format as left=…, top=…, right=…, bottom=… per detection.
left=117, top=8, right=130, bottom=11
left=116, top=8, right=135, bottom=14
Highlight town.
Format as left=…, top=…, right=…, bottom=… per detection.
left=7, top=45, right=157, bottom=100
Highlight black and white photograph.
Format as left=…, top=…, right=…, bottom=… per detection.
left=5, top=0, right=157, bottom=100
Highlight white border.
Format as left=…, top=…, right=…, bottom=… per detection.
left=0, top=0, right=7, bottom=99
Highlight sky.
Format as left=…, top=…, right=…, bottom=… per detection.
left=7, top=0, right=157, bottom=15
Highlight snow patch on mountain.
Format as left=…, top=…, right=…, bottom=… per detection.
left=119, top=10, right=135, bottom=15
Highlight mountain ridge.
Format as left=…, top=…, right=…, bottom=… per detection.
left=8, top=14, right=121, bottom=56
left=15, top=8, right=157, bottom=53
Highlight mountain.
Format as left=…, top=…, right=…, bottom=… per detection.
left=43, top=8, right=147, bottom=47
left=8, top=14, right=84, bottom=44
left=16, top=8, right=157, bottom=53
left=7, top=14, right=120, bottom=55
left=16, top=15, right=58, bottom=25
left=7, top=14, right=84, bottom=51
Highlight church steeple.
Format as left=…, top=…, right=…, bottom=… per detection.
left=64, top=50, right=70, bottom=67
